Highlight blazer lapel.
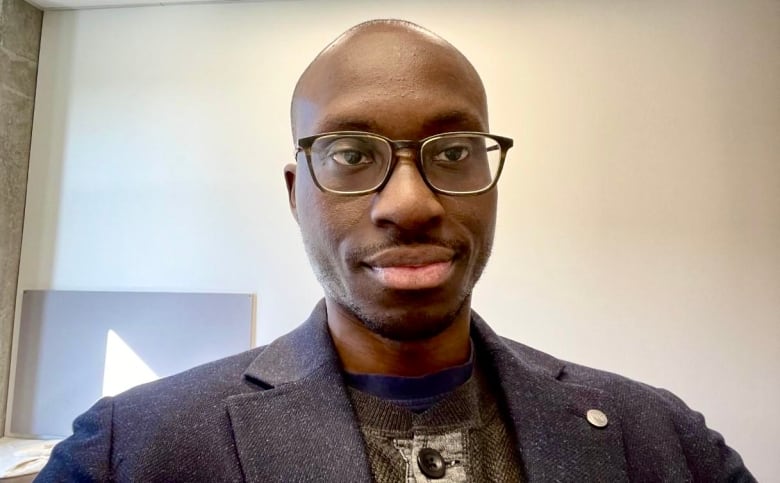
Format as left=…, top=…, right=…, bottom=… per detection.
left=472, top=315, right=630, bottom=482
left=226, top=302, right=372, bottom=482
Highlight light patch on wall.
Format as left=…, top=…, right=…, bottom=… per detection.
left=102, top=329, right=158, bottom=397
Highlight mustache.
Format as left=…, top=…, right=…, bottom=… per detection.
left=346, top=235, right=466, bottom=264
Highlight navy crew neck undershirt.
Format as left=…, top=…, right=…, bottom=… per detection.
left=343, top=342, right=474, bottom=413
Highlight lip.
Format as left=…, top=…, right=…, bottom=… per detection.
left=362, top=245, right=456, bottom=268
left=363, top=245, right=456, bottom=290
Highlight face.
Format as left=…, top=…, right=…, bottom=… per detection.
left=286, top=27, right=497, bottom=341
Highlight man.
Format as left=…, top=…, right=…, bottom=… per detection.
left=37, top=20, right=754, bottom=482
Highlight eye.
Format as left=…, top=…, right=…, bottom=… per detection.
left=324, top=138, right=378, bottom=166
left=331, top=149, right=372, bottom=166
left=433, top=145, right=470, bottom=163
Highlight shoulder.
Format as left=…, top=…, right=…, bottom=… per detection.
left=114, top=345, right=266, bottom=408
left=107, top=345, right=268, bottom=441
left=495, top=335, right=755, bottom=482
left=37, top=346, right=269, bottom=482
left=496, top=334, right=709, bottom=436
left=497, top=334, right=685, bottom=407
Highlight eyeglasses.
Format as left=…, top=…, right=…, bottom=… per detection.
left=295, top=131, right=513, bottom=196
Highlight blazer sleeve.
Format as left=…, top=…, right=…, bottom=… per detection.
left=35, top=397, right=114, bottom=482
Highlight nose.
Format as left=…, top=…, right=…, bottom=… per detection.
left=369, top=157, right=445, bottom=231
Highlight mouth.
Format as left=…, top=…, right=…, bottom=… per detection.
left=362, top=245, right=456, bottom=290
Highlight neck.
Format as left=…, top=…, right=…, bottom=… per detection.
left=325, top=298, right=472, bottom=377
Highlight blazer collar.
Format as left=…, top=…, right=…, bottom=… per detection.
left=242, top=299, right=336, bottom=387
left=242, top=301, right=566, bottom=388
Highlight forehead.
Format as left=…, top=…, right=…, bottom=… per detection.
left=293, top=27, right=488, bottom=140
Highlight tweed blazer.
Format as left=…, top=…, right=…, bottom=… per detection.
left=36, top=301, right=754, bottom=482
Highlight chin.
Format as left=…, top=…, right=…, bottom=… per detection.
left=346, top=294, right=469, bottom=342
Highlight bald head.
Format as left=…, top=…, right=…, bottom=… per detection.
left=290, top=19, right=488, bottom=141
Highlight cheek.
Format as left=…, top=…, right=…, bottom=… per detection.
left=446, top=194, right=497, bottom=246
left=295, top=183, right=370, bottom=251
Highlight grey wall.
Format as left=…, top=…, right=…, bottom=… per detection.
left=0, top=0, right=41, bottom=436
left=9, top=290, right=254, bottom=438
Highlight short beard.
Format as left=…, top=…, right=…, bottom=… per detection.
left=344, top=291, right=471, bottom=342
left=301, top=230, right=493, bottom=342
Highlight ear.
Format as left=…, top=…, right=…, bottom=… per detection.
left=283, top=164, right=299, bottom=223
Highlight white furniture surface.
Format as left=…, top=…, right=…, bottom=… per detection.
left=0, top=437, right=60, bottom=480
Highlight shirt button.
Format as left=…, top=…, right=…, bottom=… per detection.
left=587, top=408, right=609, bottom=428
left=417, top=447, right=446, bottom=479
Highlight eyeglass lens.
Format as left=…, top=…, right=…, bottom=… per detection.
left=308, top=133, right=502, bottom=193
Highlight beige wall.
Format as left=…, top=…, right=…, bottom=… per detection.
left=13, top=0, right=779, bottom=478
left=0, top=0, right=41, bottom=436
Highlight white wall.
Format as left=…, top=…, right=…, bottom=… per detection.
left=15, top=0, right=779, bottom=479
